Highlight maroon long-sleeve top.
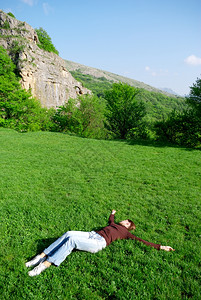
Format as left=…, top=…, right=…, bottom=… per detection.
left=96, top=214, right=161, bottom=250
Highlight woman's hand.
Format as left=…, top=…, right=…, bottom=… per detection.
left=160, top=245, right=175, bottom=251
left=111, top=210, right=116, bottom=215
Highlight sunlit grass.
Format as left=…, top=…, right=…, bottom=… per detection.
left=0, top=128, right=200, bottom=299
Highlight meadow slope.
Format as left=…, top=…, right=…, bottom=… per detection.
left=0, top=128, right=200, bottom=299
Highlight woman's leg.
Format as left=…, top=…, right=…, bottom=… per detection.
left=27, top=231, right=88, bottom=276
left=46, top=231, right=106, bottom=266
left=43, top=231, right=90, bottom=256
left=27, top=232, right=106, bottom=276
left=25, top=231, right=80, bottom=267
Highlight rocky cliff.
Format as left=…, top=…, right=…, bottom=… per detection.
left=0, top=11, right=90, bottom=108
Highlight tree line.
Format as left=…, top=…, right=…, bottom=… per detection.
left=70, top=70, right=186, bottom=123
left=0, top=42, right=200, bottom=147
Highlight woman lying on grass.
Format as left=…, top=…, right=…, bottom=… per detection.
left=26, top=210, right=175, bottom=276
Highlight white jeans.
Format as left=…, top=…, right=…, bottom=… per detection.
left=44, top=231, right=106, bottom=266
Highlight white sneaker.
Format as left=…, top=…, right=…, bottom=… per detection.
left=28, top=262, right=48, bottom=277
left=25, top=255, right=46, bottom=267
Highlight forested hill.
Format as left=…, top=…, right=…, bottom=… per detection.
left=65, top=60, right=186, bottom=122
left=65, top=59, right=179, bottom=97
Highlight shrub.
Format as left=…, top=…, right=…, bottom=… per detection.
left=52, top=95, right=109, bottom=139
left=53, top=98, right=82, bottom=133
left=154, top=77, right=201, bottom=147
left=186, top=76, right=201, bottom=117
left=2, top=20, right=10, bottom=29
left=7, top=12, right=16, bottom=18
left=35, top=27, right=59, bottom=55
left=0, top=46, right=15, bottom=76
left=154, top=110, right=201, bottom=147
left=9, top=40, right=25, bottom=72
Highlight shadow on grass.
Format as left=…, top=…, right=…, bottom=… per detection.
left=60, top=131, right=201, bottom=151
left=36, top=238, right=58, bottom=254
left=123, top=138, right=201, bottom=151
left=5, top=128, right=199, bottom=151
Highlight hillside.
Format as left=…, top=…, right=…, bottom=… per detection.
left=65, top=59, right=177, bottom=97
left=66, top=66, right=186, bottom=122
left=0, top=10, right=187, bottom=134
left=0, top=10, right=185, bottom=117
left=0, top=10, right=89, bottom=108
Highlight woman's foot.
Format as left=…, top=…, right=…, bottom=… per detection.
left=28, top=261, right=51, bottom=277
left=25, top=254, right=46, bottom=268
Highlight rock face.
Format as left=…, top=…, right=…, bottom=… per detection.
left=0, top=11, right=90, bottom=108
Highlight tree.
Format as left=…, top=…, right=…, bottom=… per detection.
left=35, top=27, right=59, bottom=55
left=154, top=77, right=201, bottom=147
left=104, top=83, right=147, bottom=139
left=0, top=46, right=55, bottom=131
left=186, top=76, right=201, bottom=117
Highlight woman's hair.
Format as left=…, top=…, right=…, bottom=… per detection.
left=127, top=219, right=136, bottom=231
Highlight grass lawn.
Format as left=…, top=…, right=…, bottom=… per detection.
left=0, top=128, right=200, bottom=299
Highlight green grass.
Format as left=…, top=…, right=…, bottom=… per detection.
left=0, top=128, right=200, bottom=299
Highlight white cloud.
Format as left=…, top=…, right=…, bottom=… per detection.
left=145, top=66, right=157, bottom=76
left=185, top=55, right=201, bottom=66
left=43, top=2, right=53, bottom=15
left=21, top=0, right=34, bottom=6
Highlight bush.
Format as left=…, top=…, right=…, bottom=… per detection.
left=154, top=77, right=201, bottom=147
left=186, top=76, right=201, bottom=117
left=2, top=20, right=10, bottom=29
left=7, top=12, right=16, bottom=18
left=35, top=27, right=59, bottom=55
left=0, top=77, right=55, bottom=132
left=52, top=95, right=109, bottom=139
left=0, top=46, right=16, bottom=76
left=9, top=40, right=25, bottom=72
left=154, top=109, right=201, bottom=147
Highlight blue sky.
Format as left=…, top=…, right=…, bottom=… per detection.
left=1, top=0, right=201, bottom=95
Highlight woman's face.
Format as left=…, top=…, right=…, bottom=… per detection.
left=119, top=220, right=131, bottom=229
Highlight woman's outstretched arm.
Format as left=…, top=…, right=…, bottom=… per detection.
left=160, top=245, right=175, bottom=251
